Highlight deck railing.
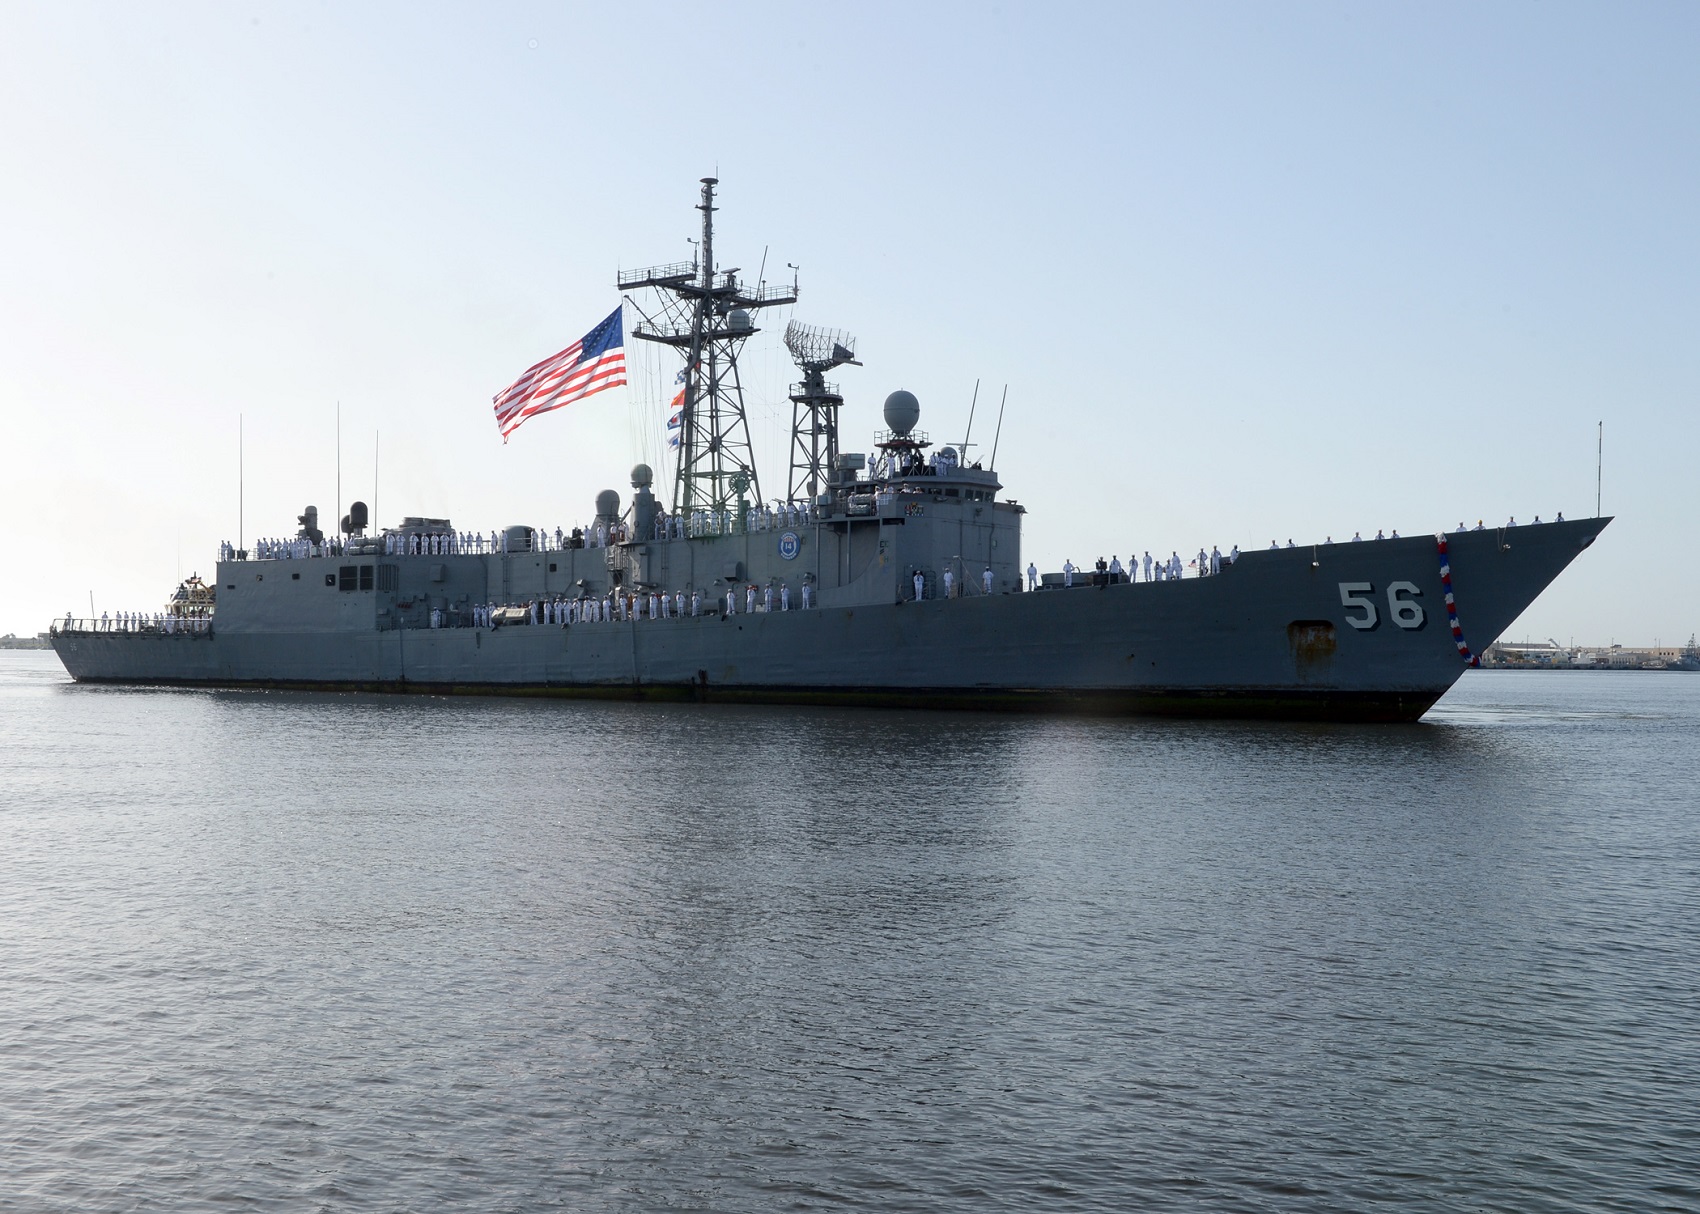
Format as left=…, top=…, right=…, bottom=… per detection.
left=51, top=618, right=213, bottom=636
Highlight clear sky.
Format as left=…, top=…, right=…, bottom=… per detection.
left=2, top=1, right=1695, bottom=645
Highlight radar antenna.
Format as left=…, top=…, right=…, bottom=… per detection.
left=784, top=320, right=860, bottom=502
left=617, top=178, right=797, bottom=516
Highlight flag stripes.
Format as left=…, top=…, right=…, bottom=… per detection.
left=493, top=306, right=627, bottom=442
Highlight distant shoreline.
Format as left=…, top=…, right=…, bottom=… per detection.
left=1477, top=665, right=1697, bottom=673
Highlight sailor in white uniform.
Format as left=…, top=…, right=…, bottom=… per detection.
left=942, top=569, right=954, bottom=598
left=1027, top=562, right=1038, bottom=591
left=983, top=566, right=994, bottom=594
left=913, top=571, right=925, bottom=601
left=1063, top=560, right=1075, bottom=587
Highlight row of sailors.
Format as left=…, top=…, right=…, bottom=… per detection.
left=228, top=528, right=606, bottom=560
left=75, top=611, right=210, bottom=634
left=371, top=530, right=605, bottom=557
left=1264, top=515, right=1566, bottom=549
left=674, top=502, right=817, bottom=538
left=918, top=568, right=998, bottom=599
left=1039, top=548, right=1242, bottom=588
left=464, top=582, right=820, bottom=629
left=228, top=536, right=363, bottom=560
left=235, top=537, right=341, bottom=561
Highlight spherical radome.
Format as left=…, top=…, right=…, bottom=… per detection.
left=595, top=489, right=621, bottom=518
left=883, top=390, right=920, bottom=436
left=631, top=463, right=653, bottom=488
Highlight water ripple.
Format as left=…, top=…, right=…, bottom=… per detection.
left=1, top=657, right=1697, bottom=1211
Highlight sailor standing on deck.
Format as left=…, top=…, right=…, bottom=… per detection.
left=1063, top=559, right=1075, bottom=587
left=983, top=566, right=994, bottom=594
left=1027, top=562, right=1038, bottom=591
left=1109, top=556, right=1124, bottom=581
left=1143, top=552, right=1153, bottom=582
left=942, top=568, right=954, bottom=598
left=913, top=570, right=925, bottom=601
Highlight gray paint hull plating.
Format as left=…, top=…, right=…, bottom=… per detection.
left=53, top=520, right=1607, bottom=722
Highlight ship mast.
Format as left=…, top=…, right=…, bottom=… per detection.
left=617, top=178, right=797, bottom=517
left=784, top=321, right=860, bottom=503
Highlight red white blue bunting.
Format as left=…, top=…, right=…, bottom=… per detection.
left=1435, top=535, right=1479, bottom=667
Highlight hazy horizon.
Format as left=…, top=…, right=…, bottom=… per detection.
left=2, top=2, right=1695, bottom=645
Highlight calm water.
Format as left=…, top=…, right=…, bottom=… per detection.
left=2, top=652, right=1697, bottom=1212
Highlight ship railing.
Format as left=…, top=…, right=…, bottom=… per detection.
left=788, top=380, right=843, bottom=400
left=238, top=541, right=364, bottom=560
left=678, top=504, right=816, bottom=540
left=49, top=617, right=214, bottom=636
left=632, top=319, right=693, bottom=345
left=617, top=261, right=696, bottom=290
left=732, top=280, right=799, bottom=306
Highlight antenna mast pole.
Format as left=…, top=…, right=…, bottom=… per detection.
left=989, top=385, right=1008, bottom=469
left=961, top=379, right=980, bottom=457
left=1596, top=420, right=1602, bottom=516
left=239, top=413, right=244, bottom=556
left=618, top=178, right=797, bottom=515
left=335, top=402, right=341, bottom=551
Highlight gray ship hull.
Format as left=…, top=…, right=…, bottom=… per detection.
left=52, top=519, right=1607, bottom=721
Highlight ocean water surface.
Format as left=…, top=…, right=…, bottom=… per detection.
left=1, top=652, right=1696, bottom=1212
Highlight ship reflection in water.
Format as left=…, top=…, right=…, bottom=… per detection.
left=3, top=654, right=1695, bottom=1210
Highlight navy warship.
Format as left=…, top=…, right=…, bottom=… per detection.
left=50, top=179, right=1609, bottom=721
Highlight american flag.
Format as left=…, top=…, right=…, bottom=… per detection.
left=492, top=306, right=627, bottom=442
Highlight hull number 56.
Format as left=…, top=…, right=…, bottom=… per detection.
left=1338, top=582, right=1425, bottom=631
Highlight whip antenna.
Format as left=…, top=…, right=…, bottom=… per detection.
left=989, top=385, right=1008, bottom=468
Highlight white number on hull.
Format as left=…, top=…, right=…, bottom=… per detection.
left=1387, top=581, right=1425, bottom=630
left=1339, top=582, right=1378, bottom=630
left=1338, top=581, right=1426, bottom=631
